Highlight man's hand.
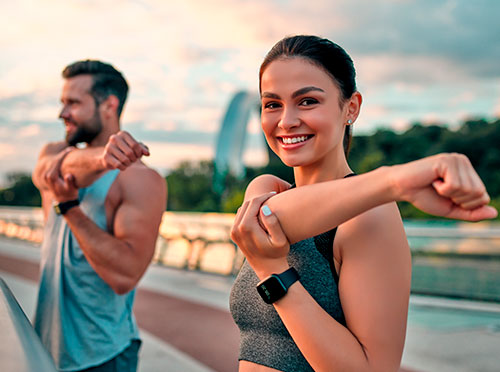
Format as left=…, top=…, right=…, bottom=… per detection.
left=44, top=147, right=78, bottom=202
left=101, top=131, right=150, bottom=171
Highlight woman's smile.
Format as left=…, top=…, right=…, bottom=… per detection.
left=278, top=134, right=314, bottom=149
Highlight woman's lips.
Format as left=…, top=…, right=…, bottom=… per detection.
left=278, top=134, right=313, bottom=148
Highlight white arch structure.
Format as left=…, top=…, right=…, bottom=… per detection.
left=213, top=91, right=260, bottom=193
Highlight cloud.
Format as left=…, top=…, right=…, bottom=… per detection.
left=356, top=54, right=469, bottom=86
left=0, top=143, right=16, bottom=157
left=0, top=93, right=59, bottom=124
left=144, top=136, right=268, bottom=175
left=1, top=0, right=499, bottom=181
left=389, top=118, right=412, bottom=132
left=18, top=124, right=41, bottom=137
left=447, top=91, right=476, bottom=107
left=0, top=141, right=41, bottom=176
left=143, top=142, right=214, bottom=174
left=337, top=1, right=499, bottom=58
left=356, top=104, right=390, bottom=128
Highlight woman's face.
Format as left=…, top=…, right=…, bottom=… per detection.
left=260, top=57, right=348, bottom=168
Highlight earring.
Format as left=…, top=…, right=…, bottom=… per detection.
left=347, top=119, right=353, bottom=124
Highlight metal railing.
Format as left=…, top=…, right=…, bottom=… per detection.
left=0, top=278, right=57, bottom=372
left=1, top=206, right=500, bottom=276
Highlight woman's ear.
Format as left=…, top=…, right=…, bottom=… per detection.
left=345, top=91, right=362, bottom=125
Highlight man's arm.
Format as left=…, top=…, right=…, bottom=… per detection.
left=44, top=157, right=167, bottom=294
left=32, top=141, right=71, bottom=191
left=33, top=131, right=149, bottom=192
left=62, top=166, right=167, bottom=294
left=33, top=142, right=75, bottom=220
left=59, top=131, right=150, bottom=188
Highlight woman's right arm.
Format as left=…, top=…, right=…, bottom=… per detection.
left=259, top=153, right=497, bottom=244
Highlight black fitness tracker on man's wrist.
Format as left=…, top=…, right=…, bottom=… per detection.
left=256, top=267, right=300, bottom=304
left=54, top=199, right=80, bottom=215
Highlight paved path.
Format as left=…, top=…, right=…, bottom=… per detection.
left=1, top=237, right=500, bottom=371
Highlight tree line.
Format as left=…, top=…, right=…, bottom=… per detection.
left=1, top=118, right=499, bottom=220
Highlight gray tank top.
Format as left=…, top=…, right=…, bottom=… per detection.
left=229, top=229, right=345, bottom=371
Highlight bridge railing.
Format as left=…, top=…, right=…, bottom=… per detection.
left=0, top=277, right=57, bottom=372
left=0, top=207, right=44, bottom=244
left=154, top=211, right=244, bottom=275
left=1, top=206, right=500, bottom=277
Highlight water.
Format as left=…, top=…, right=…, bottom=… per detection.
left=412, top=255, right=500, bottom=302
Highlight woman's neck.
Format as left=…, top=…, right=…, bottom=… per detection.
left=293, top=151, right=352, bottom=187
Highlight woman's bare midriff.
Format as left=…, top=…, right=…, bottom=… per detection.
left=239, top=360, right=282, bottom=372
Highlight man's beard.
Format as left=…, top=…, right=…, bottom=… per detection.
left=66, top=111, right=103, bottom=146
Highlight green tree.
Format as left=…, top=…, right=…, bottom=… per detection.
left=0, top=172, right=41, bottom=207
left=222, top=189, right=245, bottom=213
left=166, top=160, right=220, bottom=212
left=2, top=118, right=498, bottom=221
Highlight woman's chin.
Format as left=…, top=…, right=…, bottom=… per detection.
left=281, top=157, right=307, bottom=168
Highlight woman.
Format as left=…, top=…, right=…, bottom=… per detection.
left=229, top=35, right=496, bottom=372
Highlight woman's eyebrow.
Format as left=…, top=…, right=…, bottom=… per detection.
left=261, top=86, right=325, bottom=100
left=261, top=92, right=281, bottom=99
left=292, top=86, right=325, bottom=98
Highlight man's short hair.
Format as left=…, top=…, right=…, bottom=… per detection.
left=62, top=60, right=129, bottom=117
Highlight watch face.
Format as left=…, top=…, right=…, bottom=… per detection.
left=257, top=275, right=287, bottom=304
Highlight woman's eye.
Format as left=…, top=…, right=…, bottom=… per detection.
left=263, top=102, right=281, bottom=109
left=299, top=98, right=318, bottom=106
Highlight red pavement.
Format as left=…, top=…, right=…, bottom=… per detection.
left=135, top=288, right=239, bottom=371
left=0, top=251, right=417, bottom=372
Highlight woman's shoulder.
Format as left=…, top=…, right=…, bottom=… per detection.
left=336, top=202, right=409, bottom=259
left=345, top=202, right=401, bottom=231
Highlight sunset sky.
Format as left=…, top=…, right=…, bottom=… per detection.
left=1, top=0, right=499, bottom=183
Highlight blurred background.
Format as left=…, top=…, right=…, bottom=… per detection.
left=1, top=1, right=499, bottom=371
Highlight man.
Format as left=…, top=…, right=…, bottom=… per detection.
left=32, top=60, right=167, bottom=372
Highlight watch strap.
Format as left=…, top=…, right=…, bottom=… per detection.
left=54, top=199, right=80, bottom=215
left=256, top=267, right=300, bottom=304
left=277, top=267, right=300, bottom=289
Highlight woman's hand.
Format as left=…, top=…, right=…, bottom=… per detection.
left=231, top=192, right=291, bottom=279
left=391, top=153, right=497, bottom=221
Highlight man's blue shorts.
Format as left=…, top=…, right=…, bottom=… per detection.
left=76, top=340, right=141, bottom=372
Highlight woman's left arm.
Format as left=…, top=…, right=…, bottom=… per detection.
left=273, top=202, right=410, bottom=372
left=233, top=198, right=411, bottom=372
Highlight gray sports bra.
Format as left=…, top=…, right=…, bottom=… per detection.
left=229, top=176, right=357, bottom=371
left=229, top=228, right=346, bottom=371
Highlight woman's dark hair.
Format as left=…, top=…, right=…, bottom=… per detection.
left=62, top=60, right=129, bottom=118
left=259, top=35, right=357, bottom=156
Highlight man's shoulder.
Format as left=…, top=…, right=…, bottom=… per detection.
left=116, top=162, right=166, bottom=194
left=121, top=161, right=163, bottom=179
left=38, top=141, right=69, bottom=157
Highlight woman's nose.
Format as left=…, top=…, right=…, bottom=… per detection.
left=278, top=107, right=300, bottom=130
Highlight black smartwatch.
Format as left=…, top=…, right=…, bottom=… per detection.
left=54, top=199, right=80, bottom=215
left=256, top=267, right=300, bottom=304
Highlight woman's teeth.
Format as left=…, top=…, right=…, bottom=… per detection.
left=282, top=136, right=308, bottom=144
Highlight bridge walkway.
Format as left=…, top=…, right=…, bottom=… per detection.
left=1, top=237, right=499, bottom=372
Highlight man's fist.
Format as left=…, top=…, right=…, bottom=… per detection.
left=101, top=131, right=149, bottom=170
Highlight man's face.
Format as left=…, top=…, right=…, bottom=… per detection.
left=59, top=75, right=103, bottom=146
